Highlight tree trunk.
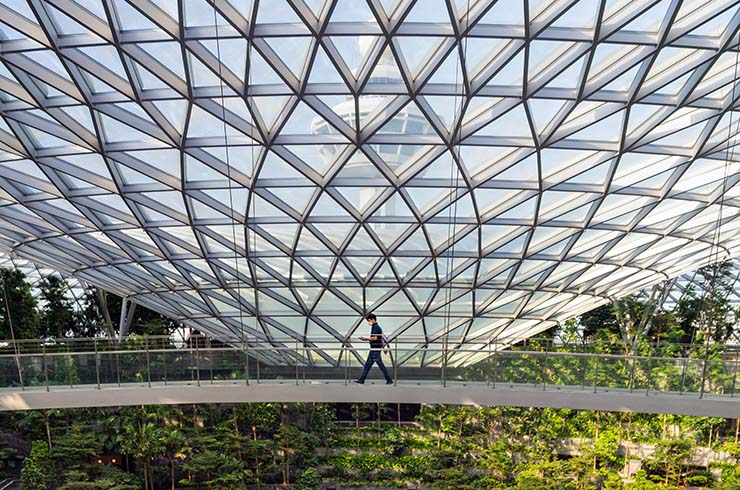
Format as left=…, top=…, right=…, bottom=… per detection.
left=438, top=414, right=443, bottom=448
left=232, top=406, right=242, bottom=459
left=170, top=457, right=175, bottom=490
left=143, top=461, right=149, bottom=490
left=43, top=409, right=52, bottom=449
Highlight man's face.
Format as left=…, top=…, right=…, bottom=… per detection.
left=367, top=318, right=375, bottom=326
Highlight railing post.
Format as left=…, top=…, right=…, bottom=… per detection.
left=244, top=339, right=249, bottom=386
left=592, top=354, right=599, bottom=394
left=542, top=351, right=548, bottom=391
left=94, top=338, right=101, bottom=390
left=486, top=343, right=490, bottom=387
left=256, top=336, right=260, bottom=384
left=393, top=340, right=397, bottom=386
left=208, top=337, right=214, bottom=385
left=145, top=335, right=151, bottom=388
left=628, top=354, right=636, bottom=393
left=115, top=347, right=121, bottom=387
left=42, top=342, right=49, bottom=392
left=195, top=335, right=201, bottom=388
left=492, top=349, right=498, bottom=389
left=441, top=346, right=446, bottom=388
left=67, top=344, right=73, bottom=390
left=344, top=344, right=348, bottom=386
left=731, top=359, right=738, bottom=398
left=679, top=357, right=688, bottom=396
left=163, top=346, right=168, bottom=387
left=295, top=339, right=299, bottom=386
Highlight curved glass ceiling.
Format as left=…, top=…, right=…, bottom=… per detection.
left=1, top=0, right=740, bottom=364
left=0, top=253, right=87, bottom=311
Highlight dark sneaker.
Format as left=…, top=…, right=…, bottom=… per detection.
left=353, top=380, right=364, bottom=384
left=386, top=380, right=393, bottom=385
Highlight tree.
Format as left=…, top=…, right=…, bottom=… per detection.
left=274, top=424, right=317, bottom=485
left=117, top=415, right=165, bottom=490
left=162, top=427, right=187, bottom=490
left=21, top=441, right=51, bottom=490
left=645, top=438, right=692, bottom=486
left=676, top=261, right=738, bottom=345
left=295, top=467, right=322, bottom=490
left=49, top=423, right=103, bottom=469
left=180, top=447, right=250, bottom=490
left=0, top=267, right=39, bottom=340
left=72, top=288, right=109, bottom=338
left=580, top=303, right=619, bottom=340
left=38, top=276, right=75, bottom=338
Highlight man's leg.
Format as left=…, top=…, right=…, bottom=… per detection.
left=374, top=352, right=392, bottom=383
left=357, top=352, right=375, bottom=383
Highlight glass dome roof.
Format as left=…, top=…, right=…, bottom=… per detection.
left=1, top=0, right=740, bottom=364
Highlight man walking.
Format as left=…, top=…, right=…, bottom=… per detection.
left=354, top=313, right=393, bottom=385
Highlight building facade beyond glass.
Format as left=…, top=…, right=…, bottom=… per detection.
left=0, top=0, right=740, bottom=364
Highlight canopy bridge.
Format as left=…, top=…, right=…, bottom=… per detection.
left=1, top=338, right=739, bottom=416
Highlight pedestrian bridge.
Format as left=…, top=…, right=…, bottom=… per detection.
left=1, top=339, right=739, bottom=417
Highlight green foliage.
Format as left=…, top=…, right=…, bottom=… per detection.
left=180, top=449, right=250, bottom=489
left=626, top=470, right=665, bottom=490
left=0, top=267, right=39, bottom=340
left=381, top=427, right=409, bottom=456
left=4, top=403, right=740, bottom=490
left=588, top=428, right=624, bottom=469
left=644, top=438, right=692, bottom=486
left=50, top=423, right=103, bottom=469
left=58, top=466, right=139, bottom=490
left=0, top=447, right=22, bottom=475
left=295, top=467, right=322, bottom=490
left=38, top=276, right=76, bottom=338
left=21, top=441, right=51, bottom=490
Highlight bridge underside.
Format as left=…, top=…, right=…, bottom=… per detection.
left=1, top=382, right=738, bottom=418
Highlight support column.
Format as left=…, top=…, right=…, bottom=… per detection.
left=96, top=288, right=115, bottom=338
left=118, top=298, right=137, bottom=341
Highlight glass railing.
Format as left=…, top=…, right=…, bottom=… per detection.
left=1, top=345, right=738, bottom=399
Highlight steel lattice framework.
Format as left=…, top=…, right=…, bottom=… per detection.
left=0, top=252, right=88, bottom=310
left=2, top=0, right=740, bottom=365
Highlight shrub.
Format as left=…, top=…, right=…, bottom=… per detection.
left=21, top=441, right=51, bottom=490
left=295, top=467, right=322, bottom=490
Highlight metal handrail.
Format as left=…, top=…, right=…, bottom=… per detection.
left=4, top=335, right=737, bottom=347
left=0, top=346, right=731, bottom=361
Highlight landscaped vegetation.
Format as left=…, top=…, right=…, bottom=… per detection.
left=1, top=402, right=738, bottom=490
left=0, top=264, right=739, bottom=489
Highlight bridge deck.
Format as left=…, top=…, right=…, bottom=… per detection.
left=1, top=379, right=739, bottom=417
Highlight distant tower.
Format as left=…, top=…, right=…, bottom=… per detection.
left=311, top=38, right=437, bottom=210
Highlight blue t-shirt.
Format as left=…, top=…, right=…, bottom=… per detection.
left=369, top=323, right=383, bottom=349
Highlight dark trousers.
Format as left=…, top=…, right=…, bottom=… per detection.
left=358, top=350, right=392, bottom=383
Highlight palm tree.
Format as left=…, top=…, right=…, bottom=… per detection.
left=162, top=427, right=188, bottom=490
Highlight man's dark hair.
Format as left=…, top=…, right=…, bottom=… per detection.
left=366, top=313, right=377, bottom=321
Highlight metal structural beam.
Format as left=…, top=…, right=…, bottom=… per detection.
left=117, top=297, right=136, bottom=340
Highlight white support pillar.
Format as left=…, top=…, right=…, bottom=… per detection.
left=118, top=298, right=137, bottom=341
